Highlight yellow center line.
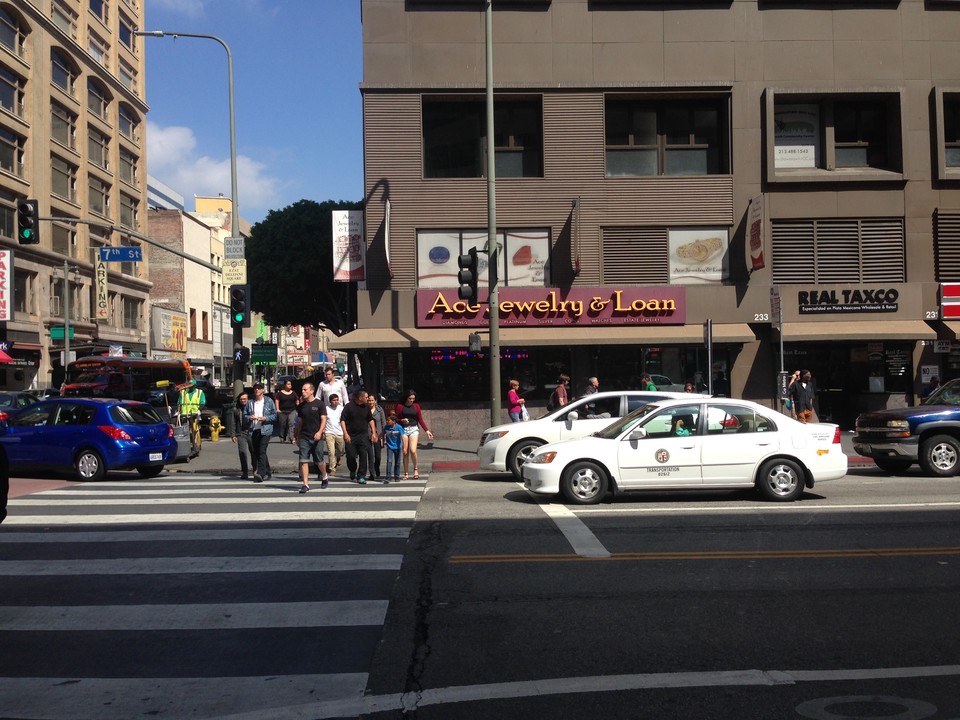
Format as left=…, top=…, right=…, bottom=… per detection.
left=448, top=546, right=960, bottom=564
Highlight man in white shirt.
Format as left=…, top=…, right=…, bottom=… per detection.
left=323, top=394, right=345, bottom=476
left=319, top=366, right=348, bottom=407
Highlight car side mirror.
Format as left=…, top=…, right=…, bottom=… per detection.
left=567, top=411, right=578, bottom=422
left=628, top=428, right=648, bottom=441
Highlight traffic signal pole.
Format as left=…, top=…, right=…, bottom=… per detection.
left=484, top=0, right=501, bottom=428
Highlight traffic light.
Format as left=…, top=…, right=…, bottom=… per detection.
left=230, top=284, right=251, bottom=328
left=16, top=199, right=39, bottom=245
left=457, top=247, right=479, bottom=301
left=234, top=345, right=250, bottom=363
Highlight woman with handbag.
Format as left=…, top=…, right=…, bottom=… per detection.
left=508, top=379, right=526, bottom=422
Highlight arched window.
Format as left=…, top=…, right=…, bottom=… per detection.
left=51, top=48, right=77, bottom=95
left=87, top=77, right=110, bottom=119
left=118, top=103, right=139, bottom=141
left=0, top=8, right=25, bottom=56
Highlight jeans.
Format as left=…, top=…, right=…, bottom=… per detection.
left=385, top=447, right=402, bottom=478
left=345, top=433, right=371, bottom=478
left=509, top=411, right=522, bottom=423
left=236, top=431, right=255, bottom=476
left=278, top=410, right=297, bottom=442
left=251, top=429, right=272, bottom=479
left=367, top=440, right=382, bottom=477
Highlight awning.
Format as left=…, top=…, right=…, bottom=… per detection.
left=779, top=320, right=936, bottom=341
left=330, top=323, right=756, bottom=350
left=0, top=349, right=13, bottom=363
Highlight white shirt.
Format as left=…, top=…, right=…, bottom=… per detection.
left=319, top=377, right=348, bottom=406
left=250, top=398, right=265, bottom=431
left=324, top=402, right=344, bottom=436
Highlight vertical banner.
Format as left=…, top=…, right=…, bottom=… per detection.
left=95, top=257, right=109, bottom=322
left=332, top=210, right=365, bottom=282
left=0, top=249, right=12, bottom=322
left=748, top=194, right=765, bottom=272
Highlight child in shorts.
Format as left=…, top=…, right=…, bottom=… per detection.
left=383, top=413, right=403, bottom=482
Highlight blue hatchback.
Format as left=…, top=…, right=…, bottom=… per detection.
left=0, top=398, right=177, bottom=481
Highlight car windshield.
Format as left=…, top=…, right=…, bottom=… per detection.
left=72, top=373, right=112, bottom=384
left=594, top=404, right=662, bottom=439
left=922, top=378, right=960, bottom=406
left=110, top=404, right=163, bottom=425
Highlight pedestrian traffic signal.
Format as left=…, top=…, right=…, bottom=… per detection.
left=457, top=247, right=479, bottom=301
left=230, top=284, right=251, bottom=328
left=16, top=199, right=39, bottom=245
left=234, top=345, right=250, bottom=363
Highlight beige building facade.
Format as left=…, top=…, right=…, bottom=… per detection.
left=341, top=0, right=960, bottom=430
left=0, top=0, right=150, bottom=390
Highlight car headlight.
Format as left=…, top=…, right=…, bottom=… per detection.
left=529, top=451, right=557, bottom=464
left=885, top=420, right=909, bottom=430
left=480, top=431, right=509, bottom=446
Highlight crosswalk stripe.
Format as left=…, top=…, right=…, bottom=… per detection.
left=2, top=510, right=417, bottom=524
left=38, top=477, right=428, bottom=488
left=0, top=555, right=404, bottom=575
left=27, top=486, right=424, bottom=496
left=11, top=495, right=422, bottom=505
left=0, top=600, right=389, bottom=631
left=0, top=527, right=411, bottom=543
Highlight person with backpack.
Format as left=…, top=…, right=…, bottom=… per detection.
left=547, top=373, right=570, bottom=412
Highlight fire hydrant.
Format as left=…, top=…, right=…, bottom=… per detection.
left=209, top=415, right=222, bottom=442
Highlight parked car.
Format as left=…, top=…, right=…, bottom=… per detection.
left=0, top=398, right=178, bottom=481
left=0, top=392, right=39, bottom=421
left=522, top=397, right=847, bottom=504
left=478, top=390, right=706, bottom=478
left=29, top=388, right=61, bottom=400
left=854, top=377, right=960, bottom=475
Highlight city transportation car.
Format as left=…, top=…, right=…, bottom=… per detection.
left=854, top=377, right=960, bottom=475
left=522, top=397, right=847, bottom=504
left=478, top=390, right=706, bottom=478
left=0, top=398, right=178, bottom=481
left=0, top=392, right=40, bottom=421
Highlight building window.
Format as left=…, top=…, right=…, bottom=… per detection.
left=89, top=177, right=109, bottom=217
left=771, top=218, right=905, bottom=284
left=0, top=127, right=24, bottom=177
left=422, top=96, right=543, bottom=178
left=118, top=104, right=138, bottom=141
left=87, top=78, right=109, bottom=119
left=52, top=155, right=77, bottom=202
left=51, top=48, right=76, bottom=95
left=52, top=103, right=77, bottom=151
left=51, top=2, right=78, bottom=40
left=52, top=223, right=74, bottom=257
left=89, top=0, right=107, bottom=24
left=0, top=192, right=13, bottom=239
left=119, top=147, right=136, bottom=185
left=0, top=9, right=25, bottom=57
left=88, top=127, right=109, bottom=169
left=202, top=311, right=209, bottom=341
left=120, top=237, right=139, bottom=275
left=767, top=90, right=904, bottom=181
left=118, top=61, right=136, bottom=92
left=88, top=32, right=108, bottom=66
left=122, top=296, right=140, bottom=330
left=189, top=308, right=197, bottom=339
left=14, top=270, right=34, bottom=316
left=943, top=94, right=960, bottom=170
left=119, top=13, right=135, bottom=50
left=119, top=193, right=137, bottom=229
left=605, top=96, right=730, bottom=177
left=0, top=67, right=24, bottom=118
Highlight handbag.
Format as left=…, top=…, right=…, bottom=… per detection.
left=521, top=405, right=530, bottom=421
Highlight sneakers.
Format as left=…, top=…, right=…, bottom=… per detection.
left=320, top=477, right=329, bottom=489
left=299, top=484, right=309, bottom=494
left=253, top=474, right=263, bottom=483
left=393, top=476, right=401, bottom=482
left=358, top=476, right=367, bottom=485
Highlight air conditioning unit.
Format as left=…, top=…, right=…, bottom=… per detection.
left=50, top=296, right=61, bottom=316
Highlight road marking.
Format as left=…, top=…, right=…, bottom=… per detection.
left=449, top=546, right=960, bottom=564
left=0, top=601, right=388, bottom=631
left=1, top=510, right=417, bottom=525
left=0, top=527, right=411, bottom=543
left=11, top=495, right=422, bottom=505
left=572, top=501, right=960, bottom=514
left=518, top=482, right=610, bottom=557
left=0, top=555, right=403, bottom=575
left=215, top=663, right=960, bottom=719
left=27, top=486, right=424, bottom=496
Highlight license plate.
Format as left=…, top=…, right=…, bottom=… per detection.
left=149, top=453, right=162, bottom=462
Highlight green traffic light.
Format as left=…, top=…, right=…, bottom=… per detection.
left=20, top=229, right=32, bottom=240
left=233, top=312, right=245, bottom=323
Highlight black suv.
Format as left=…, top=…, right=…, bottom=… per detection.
left=854, top=378, right=960, bottom=475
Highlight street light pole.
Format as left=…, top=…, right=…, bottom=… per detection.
left=484, top=1, right=501, bottom=428
left=136, top=29, right=245, bottom=391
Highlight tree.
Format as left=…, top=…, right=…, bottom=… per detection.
left=245, top=199, right=362, bottom=335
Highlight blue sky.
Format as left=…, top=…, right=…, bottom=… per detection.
left=142, top=0, right=363, bottom=225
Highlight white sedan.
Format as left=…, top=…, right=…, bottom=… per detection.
left=522, top=398, right=847, bottom=504
left=479, top=390, right=705, bottom=478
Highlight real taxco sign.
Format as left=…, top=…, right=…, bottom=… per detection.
left=417, top=287, right=686, bottom=327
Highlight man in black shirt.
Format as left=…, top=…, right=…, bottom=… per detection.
left=295, top=382, right=327, bottom=493
left=341, top=389, right=377, bottom=484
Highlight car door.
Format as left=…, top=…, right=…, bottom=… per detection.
left=699, top=403, right=779, bottom=485
left=553, top=395, right=621, bottom=443
left=49, top=403, right=97, bottom=467
left=616, top=404, right=703, bottom=487
left=3, top=404, right=57, bottom=468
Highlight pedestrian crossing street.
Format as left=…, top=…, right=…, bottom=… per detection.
left=0, top=473, right=427, bottom=719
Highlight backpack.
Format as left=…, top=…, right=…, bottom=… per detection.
left=546, top=388, right=560, bottom=412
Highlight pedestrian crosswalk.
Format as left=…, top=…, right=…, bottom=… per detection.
left=0, top=473, right=427, bottom=719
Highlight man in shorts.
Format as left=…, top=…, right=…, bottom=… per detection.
left=295, top=382, right=327, bottom=493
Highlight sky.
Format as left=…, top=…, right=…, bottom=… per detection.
left=142, top=0, right=363, bottom=226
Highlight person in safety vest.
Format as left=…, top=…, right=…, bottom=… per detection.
left=178, top=380, right=206, bottom=418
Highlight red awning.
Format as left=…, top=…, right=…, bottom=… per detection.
left=0, top=349, right=13, bottom=363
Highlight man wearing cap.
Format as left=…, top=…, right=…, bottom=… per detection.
left=178, top=380, right=206, bottom=455
left=244, top=383, right=278, bottom=482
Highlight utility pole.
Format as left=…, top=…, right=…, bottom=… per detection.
left=485, top=0, right=501, bottom=428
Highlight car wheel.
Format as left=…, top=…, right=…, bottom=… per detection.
left=873, top=458, right=912, bottom=475
left=560, top=461, right=609, bottom=505
left=756, top=458, right=805, bottom=502
left=136, top=465, right=164, bottom=478
left=508, top=439, right=544, bottom=478
left=919, top=434, right=960, bottom=476
left=75, top=449, right=106, bottom=482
